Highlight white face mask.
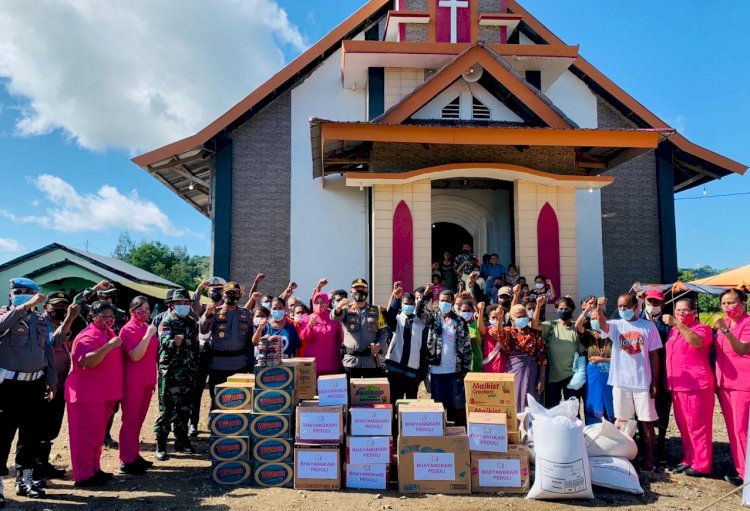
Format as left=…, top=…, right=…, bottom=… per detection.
left=535, top=283, right=545, bottom=290
left=645, top=305, right=662, bottom=316
left=489, top=319, right=499, bottom=328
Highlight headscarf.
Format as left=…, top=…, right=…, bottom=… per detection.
left=312, top=292, right=330, bottom=315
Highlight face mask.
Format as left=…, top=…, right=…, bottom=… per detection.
left=210, top=290, right=223, bottom=303
left=132, top=309, right=149, bottom=323
left=645, top=305, right=662, bottom=316
left=619, top=308, right=635, bottom=321
left=514, top=317, right=530, bottom=329
left=261, top=301, right=271, bottom=311
left=95, top=316, right=115, bottom=330
left=402, top=304, right=415, bottom=316
left=353, top=290, right=369, bottom=302
left=526, top=309, right=535, bottom=317
left=725, top=303, right=745, bottom=320
left=676, top=312, right=696, bottom=325
left=438, top=302, right=452, bottom=314
left=225, top=296, right=239, bottom=306
left=48, top=308, right=66, bottom=321
left=463, top=249, right=471, bottom=255
left=11, top=294, right=33, bottom=307
left=253, top=317, right=263, bottom=327
left=535, top=283, right=544, bottom=290
left=590, top=320, right=601, bottom=331
left=313, top=303, right=327, bottom=314
left=174, top=305, right=191, bottom=317
left=500, top=299, right=511, bottom=308
left=557, top=310, right=573, bottom=321
left=489, top=319, right=499, bottom=328
left=271, top=310, right=286, bottom=321
left=294, top=314, right=307, bottom=323
left=460, top=311, right=474, bottom=322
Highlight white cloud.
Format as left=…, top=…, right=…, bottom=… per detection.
left=1, top=174, right=183, bottom=236
left=0, top=0, right=305, bottom=152
left=0, top=238, right=22, bottom=253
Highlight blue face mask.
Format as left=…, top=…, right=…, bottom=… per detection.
left=514, top=317, right=530, bottom=329
left=174, top=304, right=191, bottom=317
left=590, top=320, right=601, bottom=331
left=271, top=310, right=286, bottom=321
left=261, top=301, right=271, bottom=311
left=402, top=304, right=415, bottom=316
left=11, top=294, right=33, bottom=307
left=460, top=311, right=474, bottom=322
left=619, top=308, right=635, bottom=321
left=438, top=302, right=452, bottom=314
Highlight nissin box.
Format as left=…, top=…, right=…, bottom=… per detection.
left=209, top=410, right=251, bottom=437
left=249, top=413, right=291, bottom=439
left=211, top=460, right=252, bottom=485
left=214, top=383, right=254, bottom=410
left=254, top=364, right=296, bottom=391
left=252, top=437, right=293, bottom=463
left=209, top=436, right=249, bottom=462
left=253, top=461, right=294, bottom=488
left=253, top=389, right=296, bottom=415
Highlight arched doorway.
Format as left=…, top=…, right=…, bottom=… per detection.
left=432, top=222, right=473, bottom=264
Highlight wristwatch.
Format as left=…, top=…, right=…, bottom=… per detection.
left=721, top=327, right=731, bottom=335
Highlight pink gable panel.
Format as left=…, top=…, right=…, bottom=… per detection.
left=393, top=200, right=414, bottom=293
left=436, top=0, right=471, bottom=43
left=537, top=202, right=561, bottom=299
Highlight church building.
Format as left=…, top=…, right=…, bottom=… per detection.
left=133, top=0, right=746, bottom=304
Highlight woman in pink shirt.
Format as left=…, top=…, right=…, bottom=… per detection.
left=478, top=303, right=509, bottom=373
left=662, top=299, right=714, bottom=477
left=118, top=296, right=158, bottom=475
left=65, top=301, right=124, bottom=487
left=299, top=292, right=342, bottom=376
left=714, top=288, right=750, bottom=486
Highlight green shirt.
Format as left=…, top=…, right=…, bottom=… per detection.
left=542, top=320, right=585, bottom=384
left=468, top=321, right=483, bottom=372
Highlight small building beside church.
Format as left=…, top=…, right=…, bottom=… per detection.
left=133, top=0, right=746, bottom=304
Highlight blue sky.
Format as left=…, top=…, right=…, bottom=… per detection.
left=0, top=0, right=747, bottom=271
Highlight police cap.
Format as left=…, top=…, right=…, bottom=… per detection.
left=46, top=291, right=69, bottom=305
left=206, top=276, right=227, bottom=288
left=9, top=277, right=40, bottom=292
left=351, top=278, right=369, bottom=289
left=224, top=282, right=241, bottom=294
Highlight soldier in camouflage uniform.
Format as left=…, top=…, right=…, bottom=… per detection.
left=154, top=289, right=198, bottom=461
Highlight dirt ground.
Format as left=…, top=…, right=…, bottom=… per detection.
left=2, top=393, right=746, bottom=511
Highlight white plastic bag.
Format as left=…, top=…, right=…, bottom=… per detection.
left=589, top=456, right=644, bottom=495
left=567, top=352, right=587, bottom=390
left=523, top=395, right=580, bottom=464
left=615, top=418, right=638, bottom=438
left=584, top=419, right=638, bottom=460
left=527, top=414, right=594, bottom=500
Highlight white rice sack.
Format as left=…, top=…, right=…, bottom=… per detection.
left=589, top=456, right=644, bottom=495
left=584, top=419, right=638, bottom=460
left=526, top=415, right=594, bottom=500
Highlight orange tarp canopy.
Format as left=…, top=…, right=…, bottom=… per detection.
left=691, top=264, right=750, bottom=289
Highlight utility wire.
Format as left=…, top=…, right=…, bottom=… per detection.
left=676, top=191, right=750, bottom=201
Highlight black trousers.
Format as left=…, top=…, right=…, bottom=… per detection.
left=387, top=372, right=421, bottom=403
left=208, top=368, right=247, bottom=404
left=545, top=375, right=582, bottom=409
left=37, top=383, right=66, bottom=464
left=345, top=367, right=386, bottom=380
left=190, top=343, right=212, bottom=427
left=0, top=378, right=45, bottom=476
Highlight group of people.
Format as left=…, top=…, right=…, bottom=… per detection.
left=0, top=269, right=748, bottom=507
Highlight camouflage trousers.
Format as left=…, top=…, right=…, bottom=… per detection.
left=154, top=377, right=192, bottom=439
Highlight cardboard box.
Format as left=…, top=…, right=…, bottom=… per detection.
left=253, top=461, right=294, bottom=488
left=208, top=410, right=251, bottom=437
left=346, top=436, right=393, bottom=464
left=296, top=403, right=345, bottom=443
left=249, top=413, right=292, bottom=439
left=211, top=460, right=252, bottom=485
left=467, top=413, right=508, bottom=453
left=317, top=374, right=348, bottom=407
left=399, top=404, right=446, bottom=437
left=350, top=377, right=390, bottom=405
left=464, top=373, right=515, bottom=407
left=209, top=436, right=250, bottom=462
left=344, top=463, right=390, bottom=490
left=470, top=445, right=531, bottom=494
left=253, top=388, right=296, bottom=415
left=214, top=382, right=254, bottom=411
left=397, top=429, right=471, bottom=494
left=227, top=373, right=255, bottom=384
left=350, top=405, right=393, bottom=436
left=294, top=445, right=341, bottom=490
left=466, top=404, right=518, bottom=431
left=252, top=437, right=293, bottom=463
left=254, top=364, right=296, bottom=391
left=285, top=357, right=317, bottom=400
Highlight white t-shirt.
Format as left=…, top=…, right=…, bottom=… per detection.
left=603, top=318, right=662, bottom=390
left=431, top=317, right=457, bottom=375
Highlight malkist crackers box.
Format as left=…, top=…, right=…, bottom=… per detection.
left=209, top=410, right=251, bottom=437
left=350, top=404, right=392, bottom=436
left=211, top=460, right=252, bottom=485
left=397, top=428, right=471, bottom=494
left=254, top=364, right=297, bottom=392
left=214, top=382, right=254, bottom=411
left=296, top=403, right=344, bottom=443
left=466, top=404, right=518, bottom=432
left=349, top=377, right=390, bottom=405
left=249, top=413, right=292, bottom=439
left=209, top=436, right=250, bottom=462
left=227, top=373, right=255, bottom=384
left=285, top=357, right=316, bottom=400
left=344, top=463, right=390, bottom=490
left=464, top=373, right=515, bottom=407
left=253, top=461, right=294, bottom=488
left=294, top=445, right=341, bottom=490
left=253, top=388, right=297, bottom=415
left=346, top=436, right=393, bottom=465
left=467, top=413, right=508, bottom=453
left=470, top=445, right=531, bottom=494
left=252, top=437, right=293, bottom=463
left=399, top=403, right=446, bottom=437
left=317, top=374, right=348, bottom=407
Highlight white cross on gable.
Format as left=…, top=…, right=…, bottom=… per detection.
left=438, top=0, right=469, bottom=44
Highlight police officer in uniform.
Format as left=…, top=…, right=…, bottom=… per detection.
left=331, top=278, right=387, bottom=379
left=155, top=289, right=199, bottom=461
left=199, top=282, right=253, bottom=402
left=0, top=278, right=56, bottom=504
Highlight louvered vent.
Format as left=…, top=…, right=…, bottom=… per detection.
left=472, top=96, right=491, bottom=120
left=441, top=96, right=460, bottom=119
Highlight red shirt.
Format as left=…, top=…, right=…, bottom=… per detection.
left=120, top=319, right=158, bottom=388
left=716, top=312, right=750, bottom=391
left=666, top=320, right=714, bottom=392
left=482, top=328, right=508, bottom=373
left=65, top=323, right=124, bottom=403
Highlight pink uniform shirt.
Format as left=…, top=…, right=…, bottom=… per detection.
left=482, top=328, right=508, bottom=374
left=666, top=320, right=714, bottom=392
left=716, top=312, right=750, bottom=391
left=119, top=319, right=158, bottom=388
left=65, top=323, right=124, bottom=403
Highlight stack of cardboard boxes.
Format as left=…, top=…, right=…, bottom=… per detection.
left=209, top=374, right=255, bottom=485
left=344, top=378, right=393, bottom=490
left=464, top=373, right=530, bottom=494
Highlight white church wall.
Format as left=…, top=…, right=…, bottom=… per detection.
left=545, top=70, right=598, bottom=129
left=290, top=46, right=369, bottom=294
left=576, top=189, right=605, bottom=297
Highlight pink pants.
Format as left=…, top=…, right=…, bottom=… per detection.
left=718, top=387, right=750, bottom=478
left=67, top=400, right=117, bottom=482
left=672, top=389, right=714, bottom=473
left=119, top=385, right=154, bottom=465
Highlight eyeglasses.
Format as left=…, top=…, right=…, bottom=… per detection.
left=10, top=288, right=33, bottom=295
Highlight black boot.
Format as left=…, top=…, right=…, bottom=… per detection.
left=155, top=435, right=168, bottom=461
left=173, top=438, right=194, bottom=454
